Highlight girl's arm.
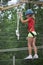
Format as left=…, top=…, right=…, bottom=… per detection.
left=20, top=13, right=28, bottom=23
left=20, top=16, right=28, bottom=23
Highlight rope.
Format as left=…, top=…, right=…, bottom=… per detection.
left=16, top=3, right=25, bottom=40
left=16, top=8, right=20, bottom=40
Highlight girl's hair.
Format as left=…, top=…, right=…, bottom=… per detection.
left=29, top=14, right=35, bottom=20
left=32, top=14, right=35, bottom=20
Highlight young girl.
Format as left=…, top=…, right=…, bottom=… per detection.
left=20, top=9, right=38, bottom=59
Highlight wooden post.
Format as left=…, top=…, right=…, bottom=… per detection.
left=13, top=56, right=15, bottom=65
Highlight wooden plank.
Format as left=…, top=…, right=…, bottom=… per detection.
left=0, top=1, right=43, bottom=11
left=20, top=1, right=43, bottom=4
left=0, top=46, right=43, bottom=52
left=0, top=3, right=20, bottom=11
left=0, top=0, right=43, bottom=10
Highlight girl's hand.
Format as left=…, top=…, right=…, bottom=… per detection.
left=19, top=12, right=28, bottom=23
left=19, top=12, right=23, bottom=18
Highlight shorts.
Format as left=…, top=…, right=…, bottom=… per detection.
left=28, top=31, right=37, bottom=37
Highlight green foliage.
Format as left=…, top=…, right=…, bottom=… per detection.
left=0, top=7, right=27, bottom=60
left=0, top=2, right=43, bottom=65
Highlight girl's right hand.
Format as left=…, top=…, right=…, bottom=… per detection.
left=19, top=12, right=23, bottom=18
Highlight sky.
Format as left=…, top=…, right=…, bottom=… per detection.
left=8, top=0, right=18, bottom=5
left=39, top=0, right=43, bottom=1
left=11, top=0, right=17, bottom=3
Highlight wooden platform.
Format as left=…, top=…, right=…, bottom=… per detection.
left=15, top=58, right=43, bottom=65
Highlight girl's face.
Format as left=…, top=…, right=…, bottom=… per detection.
left=26, top=15, right=29, bottom=18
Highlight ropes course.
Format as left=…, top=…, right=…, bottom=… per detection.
left=0, top=0, right=43, bottom=51
left=0, top=1, right=43, bottom=65
left=0, top=0, right=43, bottom=50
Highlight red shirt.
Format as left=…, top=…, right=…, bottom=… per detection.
left=28, top=17, right=35, bottom=32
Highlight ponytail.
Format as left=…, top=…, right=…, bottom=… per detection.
left=32, top=14, right=35, bottom=20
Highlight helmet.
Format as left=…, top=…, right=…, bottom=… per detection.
left=25, top=9, right=34, bottom=15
